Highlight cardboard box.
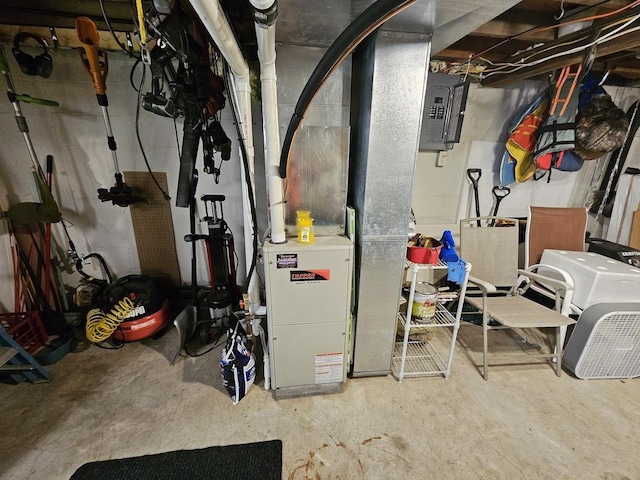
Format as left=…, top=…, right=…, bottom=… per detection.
left=630, top=210, right=640, bottom=249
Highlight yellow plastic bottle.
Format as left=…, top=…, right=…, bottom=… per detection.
left=296, top=210, right=315, bottom=244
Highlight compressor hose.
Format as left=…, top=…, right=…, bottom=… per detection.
left=85, top=297, right=135, bottom=343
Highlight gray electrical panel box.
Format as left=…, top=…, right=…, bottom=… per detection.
left=419, top=73, right=469, bottom=151
left=263, top=236, right=353, bottom=397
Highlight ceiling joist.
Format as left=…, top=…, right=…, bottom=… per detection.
left=481, top=7, right=640, bottom=86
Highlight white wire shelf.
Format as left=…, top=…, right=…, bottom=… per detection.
left=398, top=303, right=457, bottom=329
left=405, top=259, right=449, bottom=269
left=394, top=258, right=471, bottom=381
left=392, top=340, right=446, bottom=378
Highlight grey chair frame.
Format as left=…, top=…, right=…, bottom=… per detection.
left=460, top=217, right=576, bottom=380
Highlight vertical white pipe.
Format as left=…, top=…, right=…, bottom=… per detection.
left=188, top=0, right=261, bottom=313
left=250, top=0, right=287, bottom=244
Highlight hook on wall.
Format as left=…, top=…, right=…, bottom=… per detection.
left=48, top=26, right=59, bottom=51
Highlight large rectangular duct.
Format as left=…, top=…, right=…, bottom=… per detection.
left=349, top=28, right=431, bottom=376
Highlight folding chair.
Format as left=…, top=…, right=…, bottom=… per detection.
left=460, top=217, right=576, bottom=380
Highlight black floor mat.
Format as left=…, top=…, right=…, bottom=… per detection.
left=70, top=440, right=282, bottom=480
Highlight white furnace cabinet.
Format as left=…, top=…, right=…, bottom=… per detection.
left=263, top=236, right=353, bottom=395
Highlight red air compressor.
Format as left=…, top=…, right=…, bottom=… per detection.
left=101, top=275, right=171, bottom=342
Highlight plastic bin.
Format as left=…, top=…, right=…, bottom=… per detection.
left=407, top=238, right=442, bottom=264
left=0, top=312, right=48, bottom=354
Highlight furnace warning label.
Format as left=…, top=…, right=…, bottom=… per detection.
left=290, top=270, right=331, bottom=282
left=315, top=352, right=344, bottom=384
left=276, top=254, right=297, bottom=269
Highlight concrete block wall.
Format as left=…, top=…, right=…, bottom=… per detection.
left=411, top=80, right=640, bottom=245
left=0, top=47, right=251, bottom=312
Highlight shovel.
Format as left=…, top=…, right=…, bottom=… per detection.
left=490, top=186, right=511, bottom=226
left=466, top=168, right=482, bottom=226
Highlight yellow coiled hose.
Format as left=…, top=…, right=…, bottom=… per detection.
left=86, top=297, right=135, bottom=343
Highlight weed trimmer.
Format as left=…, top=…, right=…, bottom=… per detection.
left=0, top=45, right=62, bottom=223
left=76, top=16, right=146, bottom=207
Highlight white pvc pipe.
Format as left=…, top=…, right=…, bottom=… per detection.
left=250, top=0, right=287, bottom=244
left=231, top=75, right=262, bottom=315
left=188, top=0, right=261, bottom=313
left=188, top=0, right=249, bottom=79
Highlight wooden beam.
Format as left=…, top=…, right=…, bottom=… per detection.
left=547, top=0, right=631, bottom=7
left=472, top=17, right=556, bottom=42
left=0, top=25, right=138, bottom=53
left=434, top=36, right=536, bottom=63
left=0, top=0, right=136, bottom=31
left=481, top=10, right=640, bottom=86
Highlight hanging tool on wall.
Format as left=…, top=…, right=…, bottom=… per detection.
left=466, top=168, right=482, bottom=226
left=76, top=16, right=146, bottom=207
left=139, top=2, right=229, bottom=206
left=0, top=45, right=61, bottom=223
left=42, top=155, right=57, bottom=304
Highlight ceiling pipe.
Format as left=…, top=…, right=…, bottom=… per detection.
left=249, top=0, right=286, bottom=244
left=188, top=0, right=261, bottom=313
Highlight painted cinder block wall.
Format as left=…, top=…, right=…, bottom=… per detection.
left=1, top=44, right=639, bottom=313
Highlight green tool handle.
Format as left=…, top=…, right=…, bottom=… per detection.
left=15, top=94, right=59, bottom=107
left=1, top=46, right=58, bottom=107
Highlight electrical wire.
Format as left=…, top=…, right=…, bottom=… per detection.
left=491, top=23, right=640, bottom=77
left=98, top=0, right=139, bottom=59
left=223, top=61, right=259, bottom=296
left=471, top=0, right=640, bottom=62
left=480, top=14, right=639, bottom=73
left=182, top=329, right=225, bottom=357
left=481, top=15, right=640, bottom=79
left=555, top=0, right=566, bottom=21
left=134, top=62, right=172, bottom=201
left=129, top=57, right=141, bottom=92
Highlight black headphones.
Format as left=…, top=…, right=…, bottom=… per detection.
left=12, top=32, right=53, bottom=78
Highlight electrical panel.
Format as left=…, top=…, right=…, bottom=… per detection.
left=419, top=73, right=469, bottom=151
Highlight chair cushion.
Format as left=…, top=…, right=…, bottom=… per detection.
left=466, top=295, right=576, bottom=328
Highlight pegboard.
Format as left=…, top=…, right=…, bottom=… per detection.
left=125, top=171, right=181, bottom=288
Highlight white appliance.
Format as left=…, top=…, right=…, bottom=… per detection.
left=263, top=236, right=353, bottom=397
left=539, top=250, right=640, bottom=310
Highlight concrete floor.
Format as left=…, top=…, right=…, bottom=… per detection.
left=1, top=325, right=639, bottom=480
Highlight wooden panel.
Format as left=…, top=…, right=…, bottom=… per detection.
left=0, top=26, right=135, bottom=52
left=125, top=171, right=181, bottom=289
left=630, top=210, right=640, bottom=250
